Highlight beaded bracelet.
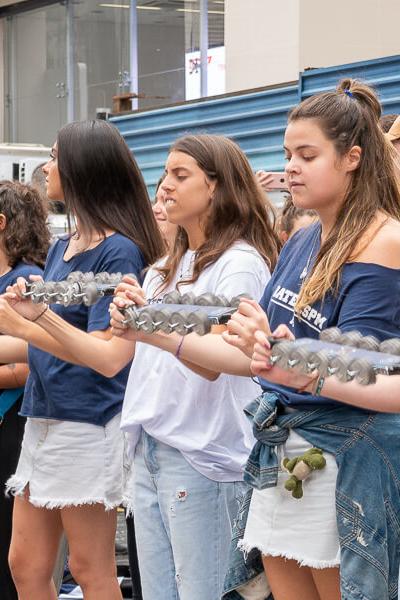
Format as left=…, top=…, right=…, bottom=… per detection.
left=313, top=376, right=325, bottom=397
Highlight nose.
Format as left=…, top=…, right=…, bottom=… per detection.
left=285, top=157, right=300, bottom=175
left=42, top=161, right=50, bottom=175
left=152, top=201, right=161, bottom=215
left=161, top=174, right=174, bottom=192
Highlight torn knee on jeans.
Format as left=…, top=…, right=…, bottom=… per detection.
left=175, top=487, right=188, bottom=501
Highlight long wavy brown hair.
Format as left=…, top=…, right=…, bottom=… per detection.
left=156, top=134, right=281, bottom=290
left=291, top=79, right=400, bottom=314
left=0, top=180, right=50, bottom=268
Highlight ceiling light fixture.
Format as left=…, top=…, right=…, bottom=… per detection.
left=99, top=3, right=161, bottom=9
left=176, top=8, right=224, bottom=14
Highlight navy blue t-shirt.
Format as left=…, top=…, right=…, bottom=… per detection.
left=21, top=233, right=146, bottom=426
left=259, top=223, right=400, bottom=407
left=0, top=262, right=43, bottom=295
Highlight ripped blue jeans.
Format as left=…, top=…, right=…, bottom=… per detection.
left=130, top=430, right=248, bottom=600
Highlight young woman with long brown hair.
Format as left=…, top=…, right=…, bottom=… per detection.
left=1, top=133, right=280, bottom=600
left=0, top=120, right=164, bottom=600
left=109, top=79, right=400, bottom=600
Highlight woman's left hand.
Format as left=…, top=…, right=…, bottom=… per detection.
left=109, top=297, right=147, bottom=342
left=251, top=327, right=316, bottom=392
left=222, top=298, right=271, bottom=358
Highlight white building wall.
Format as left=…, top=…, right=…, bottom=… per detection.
left=225, top=0, right=400, bottom=93
left=299, top=0, right=400, bottom=71
left=225, top=0, right=300, bottom=93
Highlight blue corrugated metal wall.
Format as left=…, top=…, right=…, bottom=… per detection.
left=300, top=54, right=400, bottom=113
left=111, top=54, right=400, bottom=196
left=111, top=84, right=298, bottom=196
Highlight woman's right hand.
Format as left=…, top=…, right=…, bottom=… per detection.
left=5, top=276, right=46, bottom=322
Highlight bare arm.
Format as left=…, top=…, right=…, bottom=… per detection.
left=0, top=336, right=28, bottom=363
left=113, top=326, right=252, bottom=377
left=0, top=363, right=29, bottom=388
left=315, top=375, right=400, bottom=412
left=0, top=297, right=134, bottom=376
left=34, top=309, right=135, bottom=377
left=251, top=328, right=400, bottom=412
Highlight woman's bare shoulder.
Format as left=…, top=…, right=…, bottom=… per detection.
left=354, top=217, right=400, bottom=269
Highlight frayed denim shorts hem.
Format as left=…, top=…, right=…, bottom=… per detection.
left=6, top=414, right=124, bottom=510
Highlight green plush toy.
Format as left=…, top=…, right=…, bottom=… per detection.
left=281, top=447, right=326, bottom=499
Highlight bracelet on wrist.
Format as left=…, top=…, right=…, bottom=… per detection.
left=297, top=370, right=318, bottom=394
left=175, top=336, right=184, bottom=359
left=31, top=305, right=48, bottom=323
left=312, top=375, right=325, bottom=397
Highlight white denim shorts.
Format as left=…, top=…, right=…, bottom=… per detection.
left=240, top=430, right=340, bottom=569
left=6, top=413, right=124, bottom=510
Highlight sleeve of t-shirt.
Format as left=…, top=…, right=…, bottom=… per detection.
left=11, top=264, right=44, bottom=283
left=334, top=267, right=400, bottom=341
left=87, top=241, right=145, bottom=333
left=212, top=248, right=271, bottom=301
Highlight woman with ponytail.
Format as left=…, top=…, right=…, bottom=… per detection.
left=220, top=78, right=400, bottom=600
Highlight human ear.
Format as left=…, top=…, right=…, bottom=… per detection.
left=346, top=145, right=362, bottom=172
left=0, top=214, right=7, bottom=231
left=208, top=178, right=217, bottom=198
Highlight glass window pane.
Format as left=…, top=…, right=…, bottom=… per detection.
left=72, top=0, right=130, bottom=120
left=137, top=0, right=201, bottom=109
left=207, top=0, right=225, bottom=97
left=3, top=3, right=68, bottom=145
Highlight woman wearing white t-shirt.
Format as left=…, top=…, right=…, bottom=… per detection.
left=112, top=134, right=280, bottom=599
left=2, top=134, right=280, bottom=600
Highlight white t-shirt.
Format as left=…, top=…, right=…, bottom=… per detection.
left=121, top=241, right=271, bottom=482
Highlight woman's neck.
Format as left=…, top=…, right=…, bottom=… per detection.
left=73, top=220, right=114, bottom=245
left=0, top=248, right=11, bottom=276
left=185, top=224, right=206, bottom=250
left=317, top=205, right=340, bottom=244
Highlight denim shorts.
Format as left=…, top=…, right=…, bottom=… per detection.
left=6, top=414, right=124, bottom=510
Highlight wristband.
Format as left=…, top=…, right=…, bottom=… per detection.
left=313, top=376, right=325, bottom=397
left=31, top=306, right=48, bottom=323
left=175, top=336, right=184, bottom=359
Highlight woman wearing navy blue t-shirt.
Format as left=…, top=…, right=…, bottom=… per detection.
left=0, top=121, right=164, bottom=600
left=222, top=81, right=400, bottom=599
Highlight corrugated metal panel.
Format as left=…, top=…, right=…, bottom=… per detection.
left=112, top=54, right=400, bottom=196
left=111, top=84, right=298, bottom=196
left=300, top=54, right=400, bottom=114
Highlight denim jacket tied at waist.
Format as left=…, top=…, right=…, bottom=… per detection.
left=222, top=392, right=400, bottom=600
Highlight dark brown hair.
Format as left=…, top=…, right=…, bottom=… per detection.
left=57, top=120, right=165, bottom=265
left=157, top=134, right=281, bottom=289
left=379, top=113, right=398, bottom=133
left=279, top=195, right=316, bottom=236
left=0, top=181, right=50, bottom=268
left=288, top=79, right=400, bottom=312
